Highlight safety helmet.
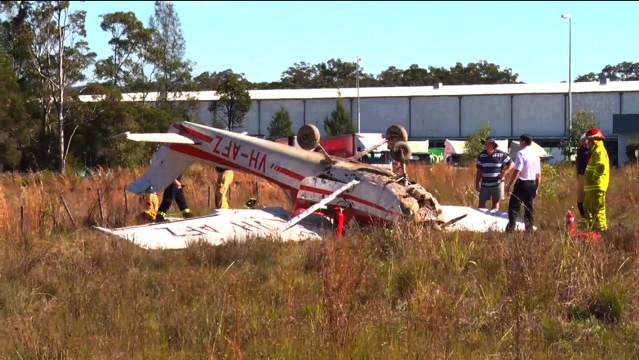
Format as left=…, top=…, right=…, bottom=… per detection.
left=586, top=128, right=605, bottom=140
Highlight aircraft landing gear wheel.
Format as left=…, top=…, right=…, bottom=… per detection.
left=385, top=124, right=408, bottom=143
left=297, top=124, right=321, bottom=150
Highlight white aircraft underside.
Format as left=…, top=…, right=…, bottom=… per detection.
left=96, top=206, right=530, bottom=250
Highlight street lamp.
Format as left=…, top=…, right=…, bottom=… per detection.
left=356, top=57, right=361, bottom=133
left=561, top=13, right=572, bottom=134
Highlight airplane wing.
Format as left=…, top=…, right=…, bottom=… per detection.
left=438, top=205, right=532, bottom=232
left=117, top=131, right=196, bottom=144
left=95, top=208, right=322, bottom=250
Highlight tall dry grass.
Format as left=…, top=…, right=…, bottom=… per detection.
left=0, top=163, right=638, bottom=358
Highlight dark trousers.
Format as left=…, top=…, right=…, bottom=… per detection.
left=507, top=179, right=537, bottom=231
left=158, top=182, right=189, bottom=213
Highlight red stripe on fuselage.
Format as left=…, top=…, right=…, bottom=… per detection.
left=169, top=143, right=297, bottom=191
left=275, top=166, right=305, bottom=180
left=173, top=124, right=214, bottom=143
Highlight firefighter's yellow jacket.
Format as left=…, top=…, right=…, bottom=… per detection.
left=584, top=140, right=609, bottom=192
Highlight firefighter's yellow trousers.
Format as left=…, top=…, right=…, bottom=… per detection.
left=583, top=190, right=607, bottom=232
left=215, top=170, right=234, bottom=209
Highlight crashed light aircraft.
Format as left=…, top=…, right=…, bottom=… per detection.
left=97, top=122, right=529, bottom=249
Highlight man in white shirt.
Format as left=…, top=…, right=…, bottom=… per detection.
left=505, top=134, right=542, bottom=232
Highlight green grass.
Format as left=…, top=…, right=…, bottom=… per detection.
left=0, top=164, right=638, bottom=358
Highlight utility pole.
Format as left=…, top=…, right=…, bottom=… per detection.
left=562, top=14, right=573, bottom=135
left=356, top=57, right=361, bottom=133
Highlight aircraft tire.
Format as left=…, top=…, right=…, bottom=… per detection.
left=297, top=124, right=321, bottom=150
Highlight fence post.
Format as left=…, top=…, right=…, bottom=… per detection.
left=123, top=188, right=129, bottom=214
left=255, top=181, right=260, bottom=207
left=20, top=205, right=24, bottom=238
left=97, top=189, right=105, bottom=225
left=60, top=193, right=77, bottom=227
left=207, top=185, right=211, bottom=208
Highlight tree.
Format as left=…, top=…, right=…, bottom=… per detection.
left=576, top=61, right=639, bottom=82
left=67, top=85, right=175, bottom=168
left=575, top=72, right=599, bottom=82
left=374, top=61, right=519, bottom=87
left=462, top=125, right=491, bottom=164
left=215, top=70, right=251, bottom=131
left=401, top=64, right=433, bottom=86
left=447, top=61, right=519, bottom=85
left=280, top=61, right=317, bottom=88
left=377, top=66, right=403, bottom=86
left=95, top=11, right=152, bottom=87
left=0, top=50, right=31, bottom=170
left=4, top=1, right=95, bottom=171
left=324, top=100, right=355, bottom=136
left=561, top=110, right=599, bottom=159
left=52, top=2, right=96, bottom=172
left=147, top=1, right=192, bottom=102
left=268, top=107, right=294, bottom=139
left=278, top=58, right=375, bottom=89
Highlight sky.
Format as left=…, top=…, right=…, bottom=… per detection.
left=70, top=1, right=639, bottom=84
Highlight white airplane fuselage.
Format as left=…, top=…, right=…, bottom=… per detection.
left=129, top=122, right=416, bottom=223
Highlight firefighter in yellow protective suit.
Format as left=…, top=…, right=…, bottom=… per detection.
left=215, top=167, right=234, bottom=209
left=583, top=128, right=610, bottom=232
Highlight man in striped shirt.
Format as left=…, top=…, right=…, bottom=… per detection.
left=475, top=138, right=514, bottom=210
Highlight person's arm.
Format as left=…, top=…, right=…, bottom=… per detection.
left=506, top=169, right=520, bottom=194
left=475, top=166, right=482, bottom=191
left=506, top=152, right=523, bottom=193
left=502, top=158, right=515, bottom=179
left=536, top=172, right=541, bottom=195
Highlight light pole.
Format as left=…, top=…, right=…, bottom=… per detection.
left=356, top=57, right=361, bottom=133
left=561, top=13, right=572, bottom=135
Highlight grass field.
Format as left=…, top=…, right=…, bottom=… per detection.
left=0, top=163, right=638, bottom=358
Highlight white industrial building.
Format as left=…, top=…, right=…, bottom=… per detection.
left=79, top=81, right=639, bottom=166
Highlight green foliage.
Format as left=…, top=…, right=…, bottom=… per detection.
left=625, top=140, right=639, bottom=163
left=68, top=96, right=174, bottom=168
left=148, top=0, right=193, bottom=101
left=94, top=11, right=152, bottom=87
left=589, top=284, right=627, bottom=324
left=215, top=70, right=252, bottom=131
left=274, top=59, right=519, bottom=89
left=576, top=61, right=639, bottom=82
left=324, top=100, right=355, bottom=136
left=388, top=266, right=416, bottom=302
left=561, top=110, right=599, bottom=159
left=0, top=50, right=31, bottom=170
left=568, top=283, right=628, bottom=324
left=539, top=163, right=559, bottom=198
left=267, top=106, right=294, bottom=139
left=462, top=125, right=491, bottom=164
left=437, top=233, right=477, bottom=273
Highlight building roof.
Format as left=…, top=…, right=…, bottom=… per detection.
left=78, top=81, right=639, bottom=103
